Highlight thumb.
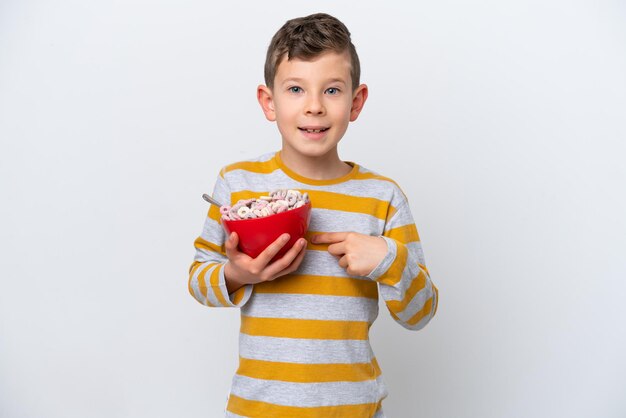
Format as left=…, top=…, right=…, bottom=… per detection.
left=225, top=232, right=238, bottom=255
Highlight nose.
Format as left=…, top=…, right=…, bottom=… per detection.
left=304, top=93, right=325, bottom=115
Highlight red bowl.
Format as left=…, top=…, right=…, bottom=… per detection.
left=221, top=202, right=312, bottom=262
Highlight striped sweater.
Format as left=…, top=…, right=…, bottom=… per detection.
left=189, top=151, right=439, bottom=418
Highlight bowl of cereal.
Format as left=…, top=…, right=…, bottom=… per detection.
left=220, top=190, right=311, bottom=262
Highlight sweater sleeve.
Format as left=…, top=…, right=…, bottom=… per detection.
left=366, top=198, right=439, bottom=330
left=188, top=168, right=253, bottom=308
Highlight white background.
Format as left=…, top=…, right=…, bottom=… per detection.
left=1, top=1, right=625, bottom=417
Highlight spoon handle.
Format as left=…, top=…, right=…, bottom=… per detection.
left=202, top=193, right=223, bottom=208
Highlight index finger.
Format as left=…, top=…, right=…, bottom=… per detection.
left=311, top=232, right=349, bottom=244
left=254, top=233, right=291, bottom=267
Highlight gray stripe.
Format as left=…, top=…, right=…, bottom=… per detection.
left=298, top=250, right=371, bottom=279
left=230, top=374, right=385, bottom=407
left=393, top=251, right=423, bottom=295
left=242, top=293, right=379, bottom=322
left=203, top=264, right=222, bottom=306
left=373, top=407, right=386, bottom=418
left=224, top=411, right=248, bottom=418
left=401, top=309, right=433, bottom=331
left=366, top=236, right=397, bottom=281
left=189, top=274, right=204, bottom=304
left=383, top=201, right=412, bottom=229
left=238, top=334, right=374, bottom=364
left=376, top=247, right=427, bottom=303
left=394, top=281, right=435, bottom=323
left=225, top=164, right=403, bottom=204
left=406, top=241, right=426, bottom=266
left=212, top=173, right=230, bottom=203
left=200, top=216, right=226, bottom=245
left=309, top=208, right=384, bottom=235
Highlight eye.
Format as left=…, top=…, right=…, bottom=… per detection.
left=288, top=86, right=302, bottom=93
left=325, top=87, right=340, bottom=95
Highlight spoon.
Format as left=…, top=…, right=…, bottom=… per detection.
left=202, top=193, right=223, bottom=208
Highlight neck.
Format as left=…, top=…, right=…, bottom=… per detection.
left=279, top=146, right=352, bottom=181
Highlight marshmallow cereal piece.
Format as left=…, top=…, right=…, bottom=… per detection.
left=219, top=189, right=310, bottom=221
left=237, top=206, right=251, bottom=218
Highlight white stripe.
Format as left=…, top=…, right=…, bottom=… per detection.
left=242, top=293, right=378, bottom=322
left=238, top=334, right=374, bottom=364
left=230, top=374, right=385, bottom=407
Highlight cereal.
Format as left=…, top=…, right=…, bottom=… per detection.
left=221, top=189, right=310, bottom=221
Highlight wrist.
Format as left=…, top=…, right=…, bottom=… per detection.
left=224, top=262, right=245, bottom=294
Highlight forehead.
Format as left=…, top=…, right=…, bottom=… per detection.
left=275, top=50, right=351, bottom=84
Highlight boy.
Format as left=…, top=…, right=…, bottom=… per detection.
left=189, top=12, right=438, bottom=418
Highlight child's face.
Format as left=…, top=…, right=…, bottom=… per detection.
left=258, top=51, right=367, bottom=161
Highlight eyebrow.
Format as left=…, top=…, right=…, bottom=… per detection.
left=281, top=77, right=347, bottom=86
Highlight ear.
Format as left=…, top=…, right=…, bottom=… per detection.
left=257, top=85, right=276, bottom=121
left=349, top=84, right=369, bottom=122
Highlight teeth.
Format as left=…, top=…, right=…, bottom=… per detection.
left=303, top=128, right=325, bottom=133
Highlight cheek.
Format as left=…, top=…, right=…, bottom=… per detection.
left=275, top=110, right=299, bottom=128
left=274, top=100, right=299, bottom=120
left=330, top=98, right=354, bottom=117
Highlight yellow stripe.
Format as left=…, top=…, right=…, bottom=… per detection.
left=224, top=159, right=278, bottom=175
left=227, top=395, right=381, bottom=418
left=306, top=191, right=389, bottom=219
left=231, top=286, right=246, bottom=305
left=377, top=242, right=408, bottom=286
left=419, top=263, right=430, bottom=277
left=189, top=260, right=202, bottom=275
left=188, top=261, right=202, bottom=298
left=407, top=297, right=434, bottom=326
left=194, top=236, right=225, bottom=256
left=236, top=357, right=381, bottom=383
left=230, top=190, right=394, bottom=220
left=254, top=274, right=378, bottom=299
left=240, top=316, right=370, bottom=340
left=208, top=204, right=222, bottom=222
left=194, top=263, right=218, bottom=307
left=352, top=170, right=398, bottom=185
left=385, top=269, right=427, bottom=313
left=197, top=263, right=215, bottom=298
left=208, top=264, right=230, bottom=306
left=385, top=223, right=420, bottom=244
left=304, top=230, right=328, bottom=252
left=432, top=285, right=439, bottom=316
left=372, top=357, right=381, bottom=376
left=389, top=309, right=400, bottom=322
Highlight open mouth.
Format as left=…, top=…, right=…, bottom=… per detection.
left=298, top=127, right=329, bottom=133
